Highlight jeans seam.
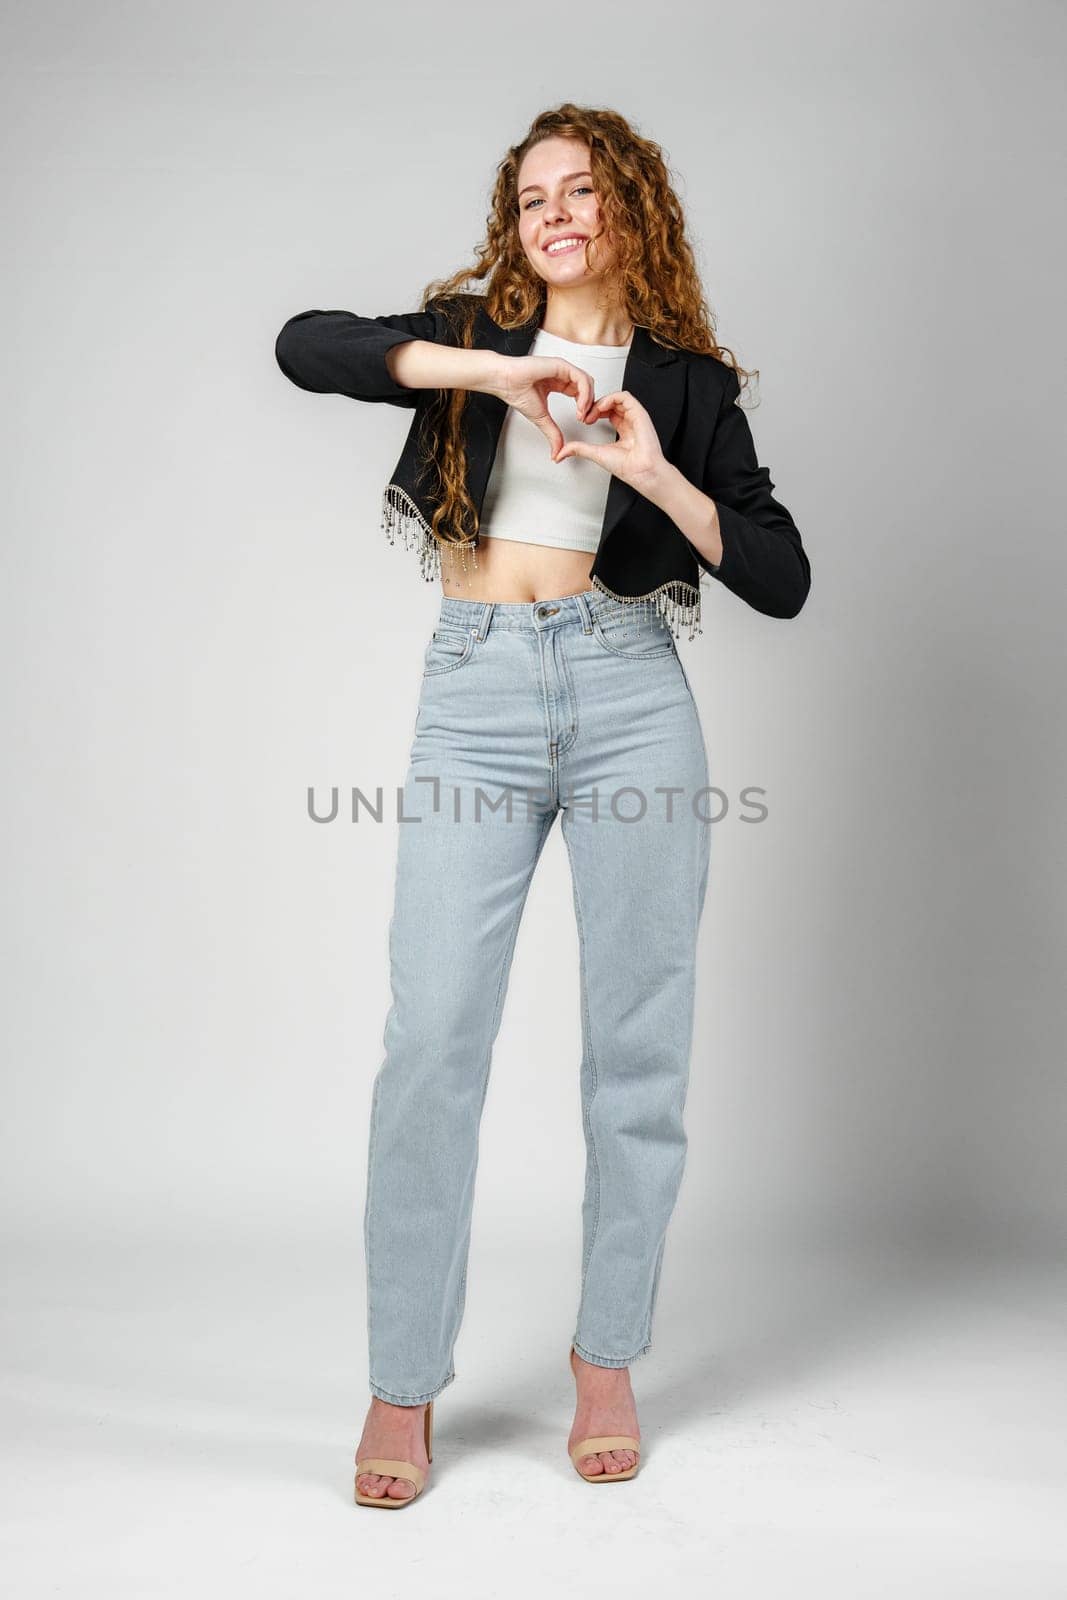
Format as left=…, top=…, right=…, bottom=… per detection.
left=573, top=1338, right=652, bottom=1368
left=672, top=649, right=710, bottom=794
left=423, top=647, right=474, bottom=675
left=645, top=1236, right=668, bottom=1348
left=369, top=1372, right=455, bottom=1405
left=590, top=614, right=675, bottom=660
left=562, top=816, right=602, bottom=1300
left=554, top=631, right=581, bottom=758
left=364, top=1050, right=383, bottom=1384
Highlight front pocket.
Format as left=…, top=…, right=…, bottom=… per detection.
left=422, top=625, right=475, bottom=676
left=591, top=603, right=676, bottom=660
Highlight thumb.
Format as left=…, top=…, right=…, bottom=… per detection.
left=554, top=440, right=602, bottom=466
left=533, top=416, right=564, bottom=456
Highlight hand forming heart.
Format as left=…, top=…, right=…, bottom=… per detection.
left=551, top=390, right=666, bottom=493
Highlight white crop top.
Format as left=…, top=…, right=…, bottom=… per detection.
left=479, top=326, right=633, bottom=553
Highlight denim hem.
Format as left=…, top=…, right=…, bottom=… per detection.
left=572, top=1339, right=652, bottom=1369
left=369, top=1368, right=456, bottom=1406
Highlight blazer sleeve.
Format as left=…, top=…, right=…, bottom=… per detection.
left=687, top=364, right=812, bottom=619
left=274, top=305, right=443, bottom=408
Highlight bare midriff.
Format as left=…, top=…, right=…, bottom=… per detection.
left=439, top=534, right=597, bottom=604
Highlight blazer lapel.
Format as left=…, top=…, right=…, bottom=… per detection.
left=467, top=307, right=687, bottom=544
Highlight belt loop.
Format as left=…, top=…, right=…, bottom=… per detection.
left=574, top=590, right=594, bottom=634
left=476, top=599, right=494, bottom=640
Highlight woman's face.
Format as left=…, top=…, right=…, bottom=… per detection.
left=516, top=137, right=617, bottom=287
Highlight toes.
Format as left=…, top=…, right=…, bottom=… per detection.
left=577, top=1448, right=636, bottom=1476
left=579, top=1450, right=634, bottom=1476
left=357, top=1472, right=415, bottom=1500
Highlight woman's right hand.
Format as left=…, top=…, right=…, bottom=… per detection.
left=476, top=355, right=595, bottom=462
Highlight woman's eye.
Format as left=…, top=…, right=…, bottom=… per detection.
left=523, top=186, right=594, bottom=211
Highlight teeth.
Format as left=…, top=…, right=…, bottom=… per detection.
left=546, top=237, right=584, bottom=253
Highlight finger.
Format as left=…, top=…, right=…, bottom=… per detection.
left=555, top=441, right=610, bottom=469
left=555, top=380, right=592, bottom=424
left=607, top=389, right=636, bottom=409
left=578, top=372, right=595, bottom=421
left=580, top=399, right=622, bottom=438
left=583, top=396, right=604, bottom=420
left=552, top=434, right=581, bottom=462
left=559, top=361, right=594, bottom=421
left=536, top=417, right=565, bottom=456
left=584, top=391, right=627, bottom=421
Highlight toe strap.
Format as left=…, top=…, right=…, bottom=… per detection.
left=570, top=1435, right=641, bottom=1466
left=354, top=1457, right=426, bottom=1492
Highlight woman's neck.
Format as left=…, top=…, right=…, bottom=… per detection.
left=540, top=289, right=632, bottom=349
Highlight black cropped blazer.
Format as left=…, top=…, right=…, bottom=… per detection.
left=274, top=294, right=811, bottom=640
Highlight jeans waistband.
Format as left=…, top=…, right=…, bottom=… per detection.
left=436, top=588, right=611, bottom=638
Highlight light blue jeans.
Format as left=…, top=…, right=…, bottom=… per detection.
left=364, top=587, right=712, bottom=1404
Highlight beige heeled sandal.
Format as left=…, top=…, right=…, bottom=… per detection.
left=568, top=1346, right=642, bottom=1482
left=354, top=1398, right=434, bottom=1508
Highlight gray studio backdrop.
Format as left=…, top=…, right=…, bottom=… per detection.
left=2, top=5, right=1063, bottom=1274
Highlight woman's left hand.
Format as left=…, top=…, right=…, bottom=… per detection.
left=552, top=390, right=666, bottom=493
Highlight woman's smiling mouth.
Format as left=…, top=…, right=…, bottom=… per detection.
left=543, top=235, right=588, bottom=256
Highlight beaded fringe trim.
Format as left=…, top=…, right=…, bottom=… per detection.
left=381, top=482, right=703, bottom=641
left=381, top=483, right=479, bottom=583
left=590, top=574, right=704, bottom=643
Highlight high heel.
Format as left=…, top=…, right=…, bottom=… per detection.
left=354, top=1398, right=434, bottom=1508
left=568, top=1346, right=641, bottom=1482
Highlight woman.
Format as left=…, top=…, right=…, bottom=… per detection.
left=275, top=103, right=811, bottom=1506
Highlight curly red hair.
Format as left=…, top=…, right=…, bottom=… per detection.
left=405, top=102, right=755, bottom=551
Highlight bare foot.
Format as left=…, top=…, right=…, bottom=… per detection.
left=354, top=1396, right=430, bottom=1502
left=568, top=1346, right=640, bottom=1477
